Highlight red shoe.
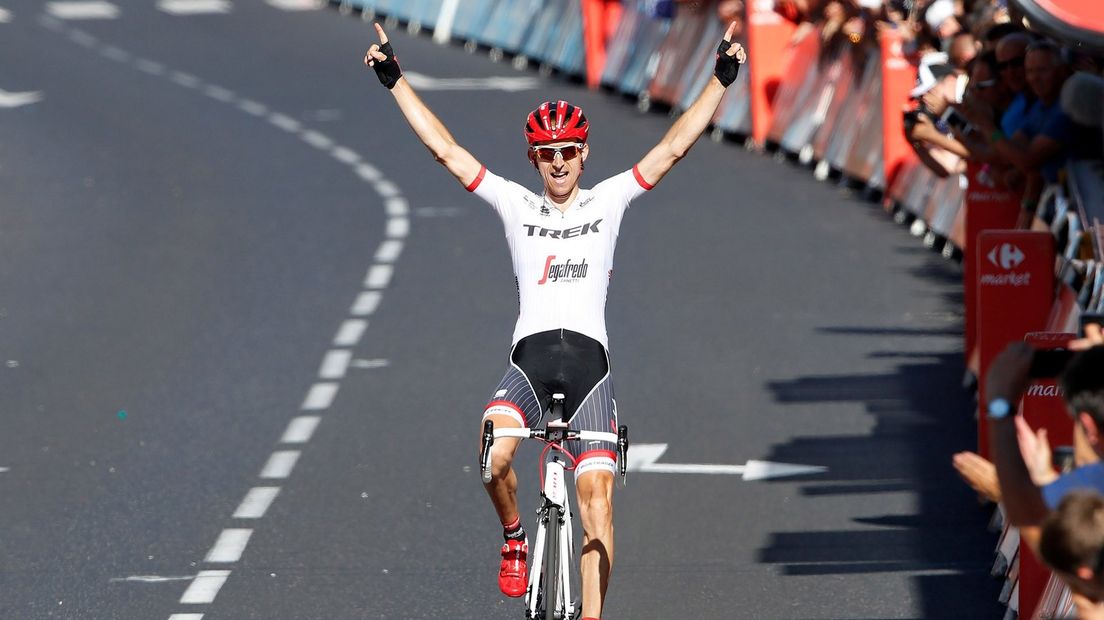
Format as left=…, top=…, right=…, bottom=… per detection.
left=498, top=538, right=528, bottom=598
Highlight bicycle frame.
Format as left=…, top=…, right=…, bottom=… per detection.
left=480, top=393, right=628, bottom=620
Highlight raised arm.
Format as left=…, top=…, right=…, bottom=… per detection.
left=365, top=23, right=483, bottom=189
left=635, top=22, right=747, bottom=188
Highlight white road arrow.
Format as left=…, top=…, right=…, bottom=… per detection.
left=626, top=444, right=827, bottom=481
left=0, top=89, right=43, bottom=109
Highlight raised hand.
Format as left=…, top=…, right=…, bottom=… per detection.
left=714, top=21, right=746, bottom=87
left=365, top=22, right=403, bottom=89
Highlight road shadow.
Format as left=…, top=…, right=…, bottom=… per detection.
left=760, top=352, right=1004, bottom=618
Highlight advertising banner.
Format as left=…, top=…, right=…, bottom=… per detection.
left=977, top=231, right=1055, bottom=457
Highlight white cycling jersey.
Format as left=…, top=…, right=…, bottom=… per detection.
left=467, top=165, right=653, bottom=348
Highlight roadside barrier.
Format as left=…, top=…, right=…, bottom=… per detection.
left=348, top=3, right=1104, bottom=615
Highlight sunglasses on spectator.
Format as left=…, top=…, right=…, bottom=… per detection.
left=974, top=78, right=998, bottom=89
left=997, top=56, right=1024, bottom=71
left=531, top=144, right=583, bottom=162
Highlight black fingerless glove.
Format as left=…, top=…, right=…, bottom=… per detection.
left=714, top=40, right=740, bottom=88
left=372, top=42, right=402, bottom=89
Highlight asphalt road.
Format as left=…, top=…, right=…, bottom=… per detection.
left=0, top=2, right=1003, bottom=618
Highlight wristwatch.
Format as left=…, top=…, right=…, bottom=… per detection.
left=987, top=398, right=1014, bottom=420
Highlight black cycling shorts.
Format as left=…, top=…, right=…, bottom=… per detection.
left=483, top=329, right=618, bottom=476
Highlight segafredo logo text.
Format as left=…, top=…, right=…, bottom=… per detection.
left=537, top=256, right=589, bottom=285
left=981, top=243, right=1031, bottom=287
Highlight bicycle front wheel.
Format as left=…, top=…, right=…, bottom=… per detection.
left=541, top=505, right=561, bottom=620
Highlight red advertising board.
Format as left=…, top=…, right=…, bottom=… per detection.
left=879, top=30, right=916, bottom=189
left=1018, top=331, right=1074, bottom=620
left=976, top=231, right=1055, bottom=457
left=746, top=8, right=797, bottom=146
left=963, top=162, right=1022, bottom=368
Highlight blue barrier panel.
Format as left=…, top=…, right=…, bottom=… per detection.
left=779, top=41, right=848, bottom=157
left=521, top=0, right=571, bottom=65
left=480, top=0, right=543, bottom=52
left=842, top=61, right=884, bottom=186
left=374, top=0, right=409, bottom=21
left=713, top=66, right=751, bottom=135
left=647, top=5, right=709, bottom=106
left=601, top=5, right=643, bottom=87
left=452, top=0, right=499, bottom=43
left=928, top=175, right=965, bottom=238
left=810, top=49, right=858, bottom=164
left=902, top=163, right=938, bottom=216
left=674, top=16, right=723, bottom=112
left=617, top=13, right=670, bottom=94
left=408, top=0, right=444, bottom=29
left=343, top=0, right=375, bottom=13
left=825, top=50, right=878, bottom=174
left=550, top=0, right=586, bottom=75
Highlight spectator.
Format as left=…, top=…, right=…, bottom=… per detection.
left=949, top=31, right=979, bottom=71
left=987, top=345, right=1104, bottom=590
left=972, top=39, right=1072, bottom=225
left=1040, top=492, right=1104, bottom=616
left=904, top=55, right=964, bottom=176
left=925, top=0, right=962, bottom=45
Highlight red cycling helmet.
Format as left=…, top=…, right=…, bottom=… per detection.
left=524, top=100, right=589, bottom=145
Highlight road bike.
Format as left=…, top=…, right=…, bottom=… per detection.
left=479, top=393, right=628, bottom=620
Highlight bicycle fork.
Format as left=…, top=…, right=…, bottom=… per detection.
left=526, top=457, right=577, bottom=620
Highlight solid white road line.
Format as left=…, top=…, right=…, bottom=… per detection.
left=318, top=349, right=352, bottom=380
left=158, top=0, right=230, bottom=14
left=375, top=240, right=403, bottom=263
left=280, top=416, right=322, bottom=444
left=350, top=291, right=381, bottom=316
left=333, top=319, right=368, bottom=346
left=300, top=382, right=338, bottom=410
left=233, top=487, right=281, bottom=519
left=385, top=197, right=408, bottom=217
left=260, top=451, right=300, bottom=479
left=205, top=529, right=253, bottom=563
left=386, top=217, right=409, bottom=239
left=179, top=570, right=231, bottom=604
left=364, top=265, right=393, bottom=289
left=47, top=1, right=119, bottom=19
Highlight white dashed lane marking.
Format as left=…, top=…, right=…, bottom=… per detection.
left=0, top=8, right=13, bottom=22
left=280, top=416, right=322, bottom=444
left=41, top=24, right=412, bottom=617
left=233, top=487, right=281, bottom=518
left=265, top=0, right=322, bottom=10
left=300, top=382, right=338, bottom=410
left=260, top=451, right=301, bottom=479
left=333, top=319, right=368, bottom=346
left=179, top=570, right=231, bottom=604
left=47, top=1, right=119, bottom=19
left=158, top=0, right=231, bottom=14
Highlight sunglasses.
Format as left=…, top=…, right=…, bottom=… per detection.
left=974, top=78, right=998, bottom=89
left=997, top=56, right=1024, bottom=71
left=531, top=144, right=583, bottom=163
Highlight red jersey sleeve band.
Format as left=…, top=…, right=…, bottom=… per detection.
left=465, top=166, right=487, bottom=192
left=632, top=165, right=654, bottom=191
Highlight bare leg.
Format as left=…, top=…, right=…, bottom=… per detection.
left=481, top=414, right=524, bottom=525
left=576, top=470, right=614, bottom=619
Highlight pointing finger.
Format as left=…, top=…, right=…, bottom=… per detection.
left=723, top=21, right=737, bottom=42
left=374, top=22, right=389, bottom=45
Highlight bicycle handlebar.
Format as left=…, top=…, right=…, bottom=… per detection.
left=490, top=427, right=619, bottom=443
left=479, top=420, right=629, bottom=483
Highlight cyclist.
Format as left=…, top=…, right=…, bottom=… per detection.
left=366, top=21, right=745, bottom=619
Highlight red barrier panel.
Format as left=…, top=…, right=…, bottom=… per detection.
left=582, top=0, right=623, bottom=89
left=879, top=30, right=917, bottom=189
left=964, top=162, right=1023, bottom=367
left=1018, top=332, right=1076, bottom=620
left=746, top=7, right=797, bottom=146
left=977, top=231, right=1056, bottom=458
left=765, top=29, right=820, bottom=146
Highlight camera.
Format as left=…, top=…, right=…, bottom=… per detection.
left=1029, top=349, right=1074, bottom=378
